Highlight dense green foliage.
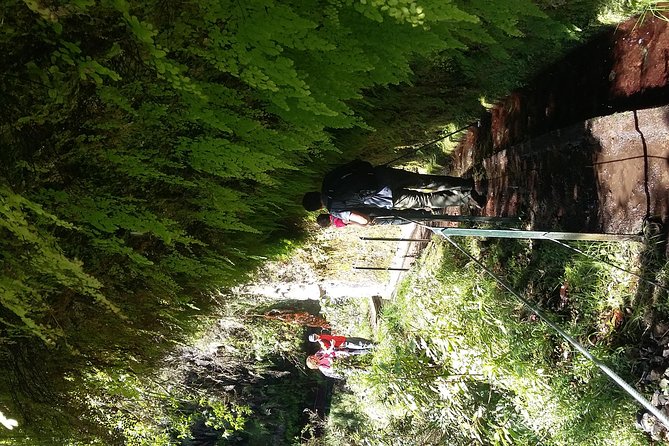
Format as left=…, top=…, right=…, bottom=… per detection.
left=0, top=0, right=645, bottom=443
left=325, top=238, right=667, bottom=445
left=88, top=309, right=316, bottom=446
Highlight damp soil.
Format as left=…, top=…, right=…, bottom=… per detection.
left=448, top=14, right=669, bottom=439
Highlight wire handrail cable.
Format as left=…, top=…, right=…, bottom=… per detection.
left=405, top=220, right=669, bottom=430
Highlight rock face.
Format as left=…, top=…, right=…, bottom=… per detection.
left=451, top=14, right=669, bottom=237
left=589, top=106, right=669, bottom=234
left=610, top=17, right=669, bottom=98
left=473, top=105, right=669, bottom=235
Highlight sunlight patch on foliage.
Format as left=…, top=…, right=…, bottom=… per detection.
left=597, top=0, right=663, bottom=25
left=331, top=237, right=651, bottom=444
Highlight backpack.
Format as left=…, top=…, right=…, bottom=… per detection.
left=321, top=160, right=379, bottom=203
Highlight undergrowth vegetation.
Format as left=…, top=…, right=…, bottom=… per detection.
left=325, top=237, right=668, bottom=445
left=0, top=0, right=663, bottom=443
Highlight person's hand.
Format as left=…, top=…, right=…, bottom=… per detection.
left=348, top=211, right=370, bottom=225
left=322, top=340, right=335, bottom=353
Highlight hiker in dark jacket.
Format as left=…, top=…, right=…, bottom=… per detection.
left=302, top=160, right=485, bottom=220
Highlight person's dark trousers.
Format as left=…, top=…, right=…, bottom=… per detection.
left=343, top=337, right=375, bottom=349
left=344, top=348, right=373, bottom=355
left=371, top=216, right=412, bottom=225
left=393, top=189, right=470, bottom=209
left=374, top=166, right=474, bottom=191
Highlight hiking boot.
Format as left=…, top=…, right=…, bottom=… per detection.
left=469, top=190, right=487, bottom=210
left=475, top=178, right=489, bottom=195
